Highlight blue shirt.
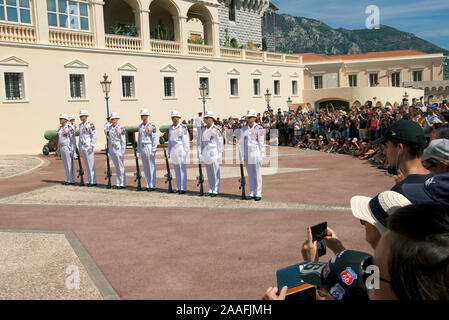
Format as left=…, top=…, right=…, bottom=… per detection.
left=424, top=114, right=439, bottom=138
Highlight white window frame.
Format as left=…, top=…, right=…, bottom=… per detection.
left=46, top=0, right=90, bottom=31
left=0, top=65, right=28, bottom=103
left=162, top=72, right=176, bottom=100
left=368, top=72, right=379, bottom=87
left=229, top=77, right=239, bottom=98
left=0, top=0, right=32, bottom=25
left=312, top=74, right=324, bottom=89
left=348, top=73, right=358, bottom=87
left=290, top=78, right=299, bottom=97
left=252, top=76, right=261, bottom=98
left=412, top=69, right=423, bottom=82
left=65, top=65, right=88, bottom=102
left=389, top=71, right=401, bottom=87
left=120, top=70, right=137, bottom=101
left=273, top=78, right=281, bottom=96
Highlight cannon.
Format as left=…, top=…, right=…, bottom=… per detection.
left=42, top=126, right=140, bottom=155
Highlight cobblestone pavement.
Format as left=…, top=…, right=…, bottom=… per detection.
left=0, top=155, right=47, bottom=180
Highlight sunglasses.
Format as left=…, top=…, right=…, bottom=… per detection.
left=359, top=255, right=391, bottom=287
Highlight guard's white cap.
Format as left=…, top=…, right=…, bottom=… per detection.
left=59, top=113, right=69, bottom=120
left=140, top=108, right=150, bottom=116
left=204, top=110, right=215, bottom=119
left=171, top=110, right=181, bottom=118
left=79, top=109, right=89, bottom=116
left=68, top=114, right=75, bottom=121
left=110, top=112, right=120, bottom=120
left=245, top=109, right=257, bottom=118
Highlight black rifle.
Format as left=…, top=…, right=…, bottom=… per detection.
left=75, top=147, right=85, bottom=186
left=238, top=145, right=247, bottom=200
left=163, top=145, right=174, bottom=193
left=196, top=148, right=204, bottom=196
left=105, top=132, right=112, bottom=189
left=132, top=142, right=142, bottom=191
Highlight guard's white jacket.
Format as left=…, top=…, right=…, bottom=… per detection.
left=137, top=122, right=157, bottom=155
left=168, top=122, right=190, bottom=163
left=239, top=123, right=266, bottom=164
left=107, top=124, right=126, bottom=156
left=200, top=124, right=223, bottom=162
left=57, top=122, right=75, bottom=153
left=78, top=121, right=96, bottom=150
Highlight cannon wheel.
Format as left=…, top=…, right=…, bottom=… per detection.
left=42, top=145, right=50, bottom=156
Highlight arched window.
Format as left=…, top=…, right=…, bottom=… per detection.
left=46, top=0, right=89, bottom=31
left=229, top=0, right=235, bottom=22
left=0, top=0, right=31, bottom=24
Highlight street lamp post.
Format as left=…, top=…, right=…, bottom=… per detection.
left=199, top=82, right=207, bottom=115
left=286, top=96, right=292, bottom=111
left=100, top=73, right=112, bottom=118
left=264, top=89, right=272, bottom=110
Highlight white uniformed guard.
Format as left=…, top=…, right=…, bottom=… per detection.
left=78, top=109, right=97, bottom=186
left=107, top=112, right=126, bottom=189
left=239, top=109, right=265, bottom=201
left=137, top=108, right=157, bottom=191
left=57, top=113, right=76, bottom=185
left=195, top=112, right=204, bottom=146
left=200, top=111, right=223, bottom=196
left=168, top=110, right=190, bottom=193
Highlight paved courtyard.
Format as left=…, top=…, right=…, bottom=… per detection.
left=0, top=146, right=393, bottom=299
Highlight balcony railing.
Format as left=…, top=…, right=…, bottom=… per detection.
left=265, top=52, right=284, bottom=63
left=220, top=47, right=242, bottom=59
left=188, top=43, right=213, bottom=57
left=49, top=28, right=94, bottom=48
left=150, top=39, right=181, bottom=54
left=0, top=22, right=36, bottom=43
left=285, top=54, right=301, bottom=64
left=245, top=49, right=264, bottom=61
left=105, top=34, right=142, bottom=51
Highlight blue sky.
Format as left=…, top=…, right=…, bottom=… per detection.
left=275, top=0, right=449, bottom=50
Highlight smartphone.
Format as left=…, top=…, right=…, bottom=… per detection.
left=310, top=222, right=328, bottom=257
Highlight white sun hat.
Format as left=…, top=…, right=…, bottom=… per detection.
left=59, top=113, right=69, bottom=120
left=110, top=112, right=120, bottom=119
left=79, top=109, right=89, bottom=116
left=140, top=108, right=150, bottom=116
left=171, top=110, right=181, bottom=118
left=68, top=114, right=75, bottom=121
left=350, top=191, right=411, bottom=234
left=245, top=109, right=257, bottom=118
left=204, top=110, right=215, bottom=119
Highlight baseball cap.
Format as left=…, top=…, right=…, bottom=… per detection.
left=402, top=173, right=449, bottom=205
left=372, top=120, right=426, bottom=146
left=351, top=191, right=411, bottom=234
left=422, top=139, right=449, bottom=164
left=299, top=250, right=371, bottom=300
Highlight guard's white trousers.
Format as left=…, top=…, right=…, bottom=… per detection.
left=141, top=144, right=156, bottom=189
left=80, top=147, right=97, bottom=184
left=61, top=145, right=75, bottom=183
left=110, top=147, right=126, bottom=187
left=171, top=146, right=187, bottom=191
left=203, top=148, right=220, bottom=194
left=245, top=161, right=262, bottom=197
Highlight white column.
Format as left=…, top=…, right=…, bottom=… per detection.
left=135, top=8, right=150, bottom=51
left=210, top=21, right=220, bottom=58
left=176, top=15, right=188, bottom=55
left=92, top=0, right=105, bottom=48
left=33, top=0, right=49, bottom=43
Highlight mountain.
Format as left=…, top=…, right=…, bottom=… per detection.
left=274, top=14, right=449, bottom=80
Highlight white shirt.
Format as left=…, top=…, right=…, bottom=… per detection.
left=200, top=124, right=224, bottom=154
left=107, top=124, right=126, bottom=155
left=168, top=122, right=190, bottom=156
